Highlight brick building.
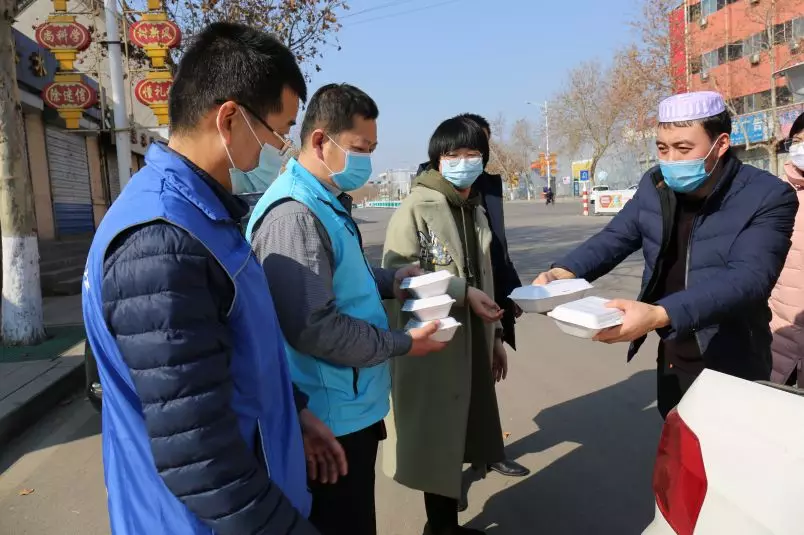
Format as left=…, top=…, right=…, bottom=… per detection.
left=669, top=0, right=804, bottom=171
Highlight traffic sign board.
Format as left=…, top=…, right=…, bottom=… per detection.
left=579, top=170, right=590, bottom=181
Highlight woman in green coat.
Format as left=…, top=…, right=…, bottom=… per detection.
left=382, top=116, right=509, bottom=535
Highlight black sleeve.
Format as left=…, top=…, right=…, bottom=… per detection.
left=102, top=222, right=317, bottom=535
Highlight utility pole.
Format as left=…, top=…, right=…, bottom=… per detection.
left=104, top=0, right=131, bottom=189
left=0, top=0, right=45, bottom=344
left=544, top=100, right=551, bottom=191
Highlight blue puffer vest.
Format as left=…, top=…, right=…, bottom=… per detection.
left=82, top=144, right=310, bottom=534
left=247, top=158, right=391, bottom=437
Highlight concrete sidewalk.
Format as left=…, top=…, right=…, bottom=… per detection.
left=0, top=295, right=85, bottom=446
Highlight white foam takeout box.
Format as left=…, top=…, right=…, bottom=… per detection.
left=400, top=271, right=453, bottom=299
left=404, top=317, right=462, bottom=343
left=509, top=279, right=593, bottom=314
left=402, top=294, right=456, bottom=322
left=547, top=296, right=624, bottom=339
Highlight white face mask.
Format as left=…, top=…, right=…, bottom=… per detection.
left=789, top=142, right=804, bottom=170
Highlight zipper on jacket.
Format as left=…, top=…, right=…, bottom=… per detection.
left=684, top=214, right=704, bottom=354
left=352, top=368, right=359, bottom=398
left=256, top=419, right=271, bottom=478
left=460, top=206, right=475, bottom=286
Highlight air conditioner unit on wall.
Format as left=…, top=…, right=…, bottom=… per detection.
left=750, top=53, right=761, bottom=65
left=699, top=16, right=708, bottom=28
left=701, top=71, right=710, bottom=81
left=791, top=40, right=802, bottom=54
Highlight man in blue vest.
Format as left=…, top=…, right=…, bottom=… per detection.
left=82, top=23, right=339, bottom=534
left=247, top=83, right=447, bottom=535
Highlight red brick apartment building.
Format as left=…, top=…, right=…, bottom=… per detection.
left=669, top=0, right=804, bottom=170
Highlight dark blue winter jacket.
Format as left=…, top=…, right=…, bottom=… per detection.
left=557, top=153, right=799, bottom=380
left=82, top=143, right=314, bottom=535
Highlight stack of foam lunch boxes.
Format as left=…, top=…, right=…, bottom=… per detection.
left=509, top=279, right=625, bottom=338
left=400, top=271, right=461, bottom=342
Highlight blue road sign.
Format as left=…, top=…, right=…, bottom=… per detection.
left=580, top=170, right=590, bottom=181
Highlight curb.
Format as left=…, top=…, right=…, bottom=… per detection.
left=0, top=359, right=85, bottom=448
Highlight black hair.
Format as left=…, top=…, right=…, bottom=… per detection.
left=457, top=113, right=491, bottom=136
left=169, top=22, right=307, bottom=134
left=789, top=112, right=804, bottom=140
left=657, top=109, right=732, bottom=141
left=300, top=83, right=379, bottom=144
left=428, top=116, right=490, bottom=169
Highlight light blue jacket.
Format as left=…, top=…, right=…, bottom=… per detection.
left=247, top=158, right=391, bottom=437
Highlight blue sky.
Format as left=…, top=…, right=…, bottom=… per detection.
left=304, top=0, right=639, bottom=175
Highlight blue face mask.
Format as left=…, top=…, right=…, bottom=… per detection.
left=221, top=108, right=286, bottom=195
left=323, top=135, right=373, bottom=191
left=659, top=137, right=723, bottom=193
left=441, top=157, right=484, bottom=189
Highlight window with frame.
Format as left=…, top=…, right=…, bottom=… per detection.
left=727, top=42, right=743, bottom=61
left=701, top=50, right=719, bottom=71
left=774, top=21, right=793, bottom=46
left=744, top=32, right=769, bottom=56
left=688, top=2, right=702, bottom=22
left=700, top=0, right=717, bottom=18
left=794, top=17, right=804, bottom=40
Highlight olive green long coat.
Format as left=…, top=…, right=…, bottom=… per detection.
left=381, top=184, right=502, bottom=499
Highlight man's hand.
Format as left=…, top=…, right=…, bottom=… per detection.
left=531, top=267, right=575, bottom=286
left=299, top=408, right=348, bottom=484
left=467, top=287, right=504, bottom=323
left=408, top=321, right=449, bottom=356
left=593, top=299, right=671, bottom=344
left=492, top=338, right=508, bottom=383
left=393, top=265, right=424, bottom=302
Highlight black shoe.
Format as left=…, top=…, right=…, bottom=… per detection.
left=488, top=460, right=530, bottom=477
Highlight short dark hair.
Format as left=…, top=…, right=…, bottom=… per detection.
left=457, top=113, right=491, bottom=135
left=300, top=83, right=379, bottom=144
left=658, top=110, right=732, bottom=141
left=428, top=116, right=490, bottom=169
left=169, top=22, right=307, bottom=134
left=789, top=112, right=804, bottom=140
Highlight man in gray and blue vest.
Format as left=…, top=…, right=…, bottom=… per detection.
left=247, top=83, right=447, bottom=535
left=82, top=23, right=342, bottom=535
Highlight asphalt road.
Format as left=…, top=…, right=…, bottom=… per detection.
left=0, top=200, right=663, bottom=535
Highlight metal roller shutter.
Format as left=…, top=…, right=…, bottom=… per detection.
left=106, top=151, right=121, bottom=202
left=46, top=126, right=94, bottom=235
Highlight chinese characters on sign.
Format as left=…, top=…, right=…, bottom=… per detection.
left=134, top=79, right=171, bottom=105
left=35, top=20, right=91, bottom=50
left=43, top=80, right=97, bottom=109
left=129, top=20, right=181, bottom=48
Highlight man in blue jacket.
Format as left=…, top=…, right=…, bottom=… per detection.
left=82, top=23, right=340, bottom=534
left=533, top=91, right=799, bottom=419
left=246, top=83, right=446, bottom=535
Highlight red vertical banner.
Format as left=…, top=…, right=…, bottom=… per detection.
left=669, top=6, right=687, bottom=94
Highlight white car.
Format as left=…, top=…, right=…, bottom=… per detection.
left=588, top=185, right=610, bottom=207
left=643, top=369, right=804, bottom=535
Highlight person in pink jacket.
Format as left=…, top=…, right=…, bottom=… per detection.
left=770, top=112, right=804, bottom=388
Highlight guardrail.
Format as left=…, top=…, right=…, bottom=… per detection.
left=363, top=201, right=402, bottom=209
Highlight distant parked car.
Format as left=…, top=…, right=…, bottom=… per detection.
left=643, top=370, right=804, bottom=535
left=628, top=184, right=639, bottom=190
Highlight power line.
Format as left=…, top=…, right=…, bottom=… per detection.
left=340, top=0, right=422, bottom=20
left=345, top=0, right=464, bottom=27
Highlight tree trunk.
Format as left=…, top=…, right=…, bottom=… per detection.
left=0, top=1, right=45, bottom=345
left=589, top=156, right=599, bottom=189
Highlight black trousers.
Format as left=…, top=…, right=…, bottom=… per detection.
left=308, top=421, right=384, bottom=535
left=424, top=492, right=459, bottom=531
left=657, top=349, right=698, bottom=420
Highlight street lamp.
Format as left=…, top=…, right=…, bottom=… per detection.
left=526, top=100, right=552, bottom=193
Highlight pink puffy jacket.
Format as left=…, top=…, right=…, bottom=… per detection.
left=769, top=161, right=804, bottom=387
